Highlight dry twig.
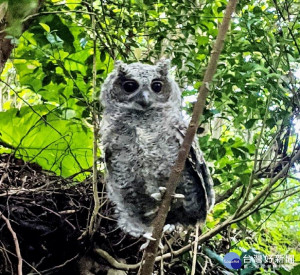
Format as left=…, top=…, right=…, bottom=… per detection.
left=0, top=211, right=22, bottom=275
left=88, top=4, right=101, bottom=237
left=191, top=224, right=199, bottom=275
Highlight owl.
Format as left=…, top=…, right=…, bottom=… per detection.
left=100, top=60, right=214, bottom=239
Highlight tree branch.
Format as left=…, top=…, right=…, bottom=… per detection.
left=88, top=2, right=100, bottom=237
left=0, top=0, right=44, bottom=73
left=94, top=248, right=141, bottom=270
left=0, top=212, right=22, bottom=275
left=215, top=181, right=242, bottom=204
left=138, top=1, right=239, bottom=274
left=238, top=149, right=300, bottom=217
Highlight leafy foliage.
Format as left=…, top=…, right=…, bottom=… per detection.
left=0, top=105, right=93, bottom=178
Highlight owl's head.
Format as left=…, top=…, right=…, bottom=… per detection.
left=100, top=60, right=181, bottom=112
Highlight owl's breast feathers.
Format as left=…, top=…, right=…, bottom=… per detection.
left=101, top=110, right=214, bottom=232
left=101, top=110, right=180, bottom=185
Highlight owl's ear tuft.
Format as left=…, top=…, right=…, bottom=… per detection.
left=115, top=60, right=127, bottom=74
left=156, top=59, right=170, bottom=76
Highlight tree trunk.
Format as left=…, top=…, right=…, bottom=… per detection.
left=0, top=0, right=44, bottom=73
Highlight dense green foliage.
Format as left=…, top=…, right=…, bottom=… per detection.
left=0, top=0, right=299, bottom=273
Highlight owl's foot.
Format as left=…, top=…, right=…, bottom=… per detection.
left=140, top=232, right=156, bottom=251
left=111, top=208, right=122, bottom=219
left=140, top=240, right=150, bottom=251
left=172, top=193, right=185, bottom=199
left=159, top=186, right=167, bottom=193
left=143, top=232, right=156, bottom=241
left=163, top=224, right=176, bottom=234
left=151, top=192, right=162, bottom=201
left=140, top=238, right=164, bottom=251
left=144, top=207, right=159, bottom=217
left=171, top=193, right=185, bottom=204
left=151, top=186, right=167, bottom=201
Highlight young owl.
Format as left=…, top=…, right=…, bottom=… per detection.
left=100, top=60, right=214, bottom=238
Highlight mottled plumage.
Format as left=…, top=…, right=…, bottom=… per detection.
left=100, top=60, right=214, bottom=238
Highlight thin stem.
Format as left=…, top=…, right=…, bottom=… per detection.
left=88, top=1, right=100, bottom=237
left=234, top=91, right=272, bottom=216
left=191, top=224, right=199, bottom=275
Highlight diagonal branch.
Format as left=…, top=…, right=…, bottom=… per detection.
left=138, top=1, right=239, bottom=274
left=237, top=149, right=300, bottom=217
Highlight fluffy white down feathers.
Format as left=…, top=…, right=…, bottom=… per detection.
left=100, top=60, right=214, bottom=237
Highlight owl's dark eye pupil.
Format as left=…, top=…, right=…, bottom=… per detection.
left=123, top=80, right=139, bottom=93
left=151, top=81, right=163, bottom=93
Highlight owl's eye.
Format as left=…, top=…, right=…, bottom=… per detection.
left=123, top=80, right=139, bottom=93
left=151, top=81, right=163, bottom=93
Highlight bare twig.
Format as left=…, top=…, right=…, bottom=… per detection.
left=160, top=246, right=164, bottom=275
left=0, top=80, right=84, bottom=171
left=94, top=248, right=141, bottom=270
left=0, top=212, right=22, bottom=275
left=30, top=202, right=76, bottom=231
left=237, top=149, right=300, bottom=217
left=138, top=1, right=239, bottom=274
left=191, top=224, right=199, bottom=275
left=272, top=0, right=300, bottom=54
left=234, top=92, right=272, bottom=217
left=23, top=10, right=97, bottom=22
left=38, top=254, right=79, bottom=274
left=215, top=181, right=242, bottom=204
left=258, top=188, right=300, bottom=211
left=88, top=2, right=100, bottom=237
left=0, top=245, right=41, bottom=274
left=201, top=254, right=211, bottom=275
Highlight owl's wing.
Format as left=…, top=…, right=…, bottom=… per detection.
left=176, top=124, right=215, bottom=211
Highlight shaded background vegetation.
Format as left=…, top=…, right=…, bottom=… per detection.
left=0, top=0, right=299, bottom=274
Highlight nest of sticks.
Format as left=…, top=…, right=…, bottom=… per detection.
left=0, top=154, right=218, bottom=275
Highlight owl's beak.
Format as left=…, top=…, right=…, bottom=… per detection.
left=136, top=91, right=151, bottom=108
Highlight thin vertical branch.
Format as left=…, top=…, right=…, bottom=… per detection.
left=138, top=1, right=239, bottom=274
left=191, top=224, right=199, bottom=275
left=234, top=91, right=272, bottom=217
left=88, top=1, right=100, bottom=237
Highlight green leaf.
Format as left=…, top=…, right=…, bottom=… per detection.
left=0, top=105, right=93, bottom=179
left=100, top=50, right=106, bottom=62
left=244, top=119, right=257, bottom=129
left=231, top=147, right=246, bottom=158
left=39, top=23, right=50, bottom=33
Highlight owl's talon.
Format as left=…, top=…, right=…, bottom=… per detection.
left=159, top=186, right=167, bottom=193
left=163, top=224, right=175, bottom=233
left=140, top=236, right=163, bottom=251
left=144, top=207, right=159, bottom=217
left=151, top=192, right=162, bottom=201
left=140, top=240, right=150, bottom=251
left=151, top=187, right=167, bottom=201
left=172, top=193, right=185, bottom=199
left=143, top=232, right=156, bottom=241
